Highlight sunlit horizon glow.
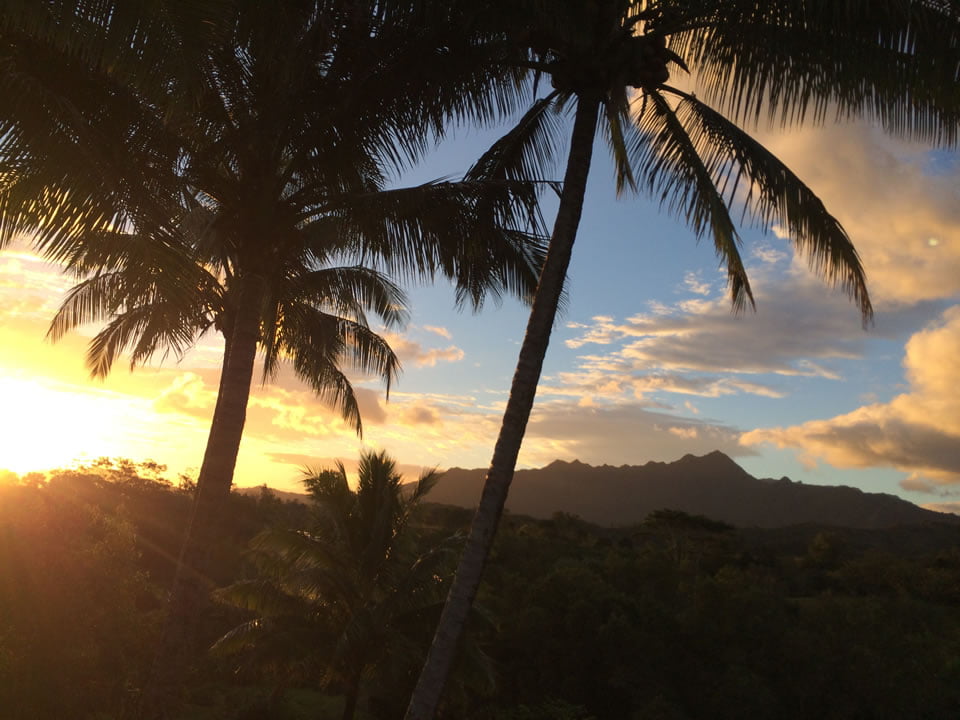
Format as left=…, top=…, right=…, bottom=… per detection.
left=2, top=118, right=959, bottom=508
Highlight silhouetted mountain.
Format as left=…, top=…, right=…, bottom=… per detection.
left=428, top=451, right=958, bottom=529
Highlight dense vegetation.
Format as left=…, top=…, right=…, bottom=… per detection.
left=2, top=461, right=959, bottom=719
left=4, top=2, right=959, bottom=715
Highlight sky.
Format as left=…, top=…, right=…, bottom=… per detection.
left=1, top=107, right=959, bottom=514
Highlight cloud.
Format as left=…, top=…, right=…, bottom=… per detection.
left=153, top=372, right=216, bottom=416
left=385, top=334, right=465, bottom=367
left=562, top=260, right=944, bottom=393
left=0, top=249, right=72, bottom=322
left=151, top=365, right=391, bottom=447
left=754, top=122, right=960, bottom=305
left=751, top=243, right=789, bottom=265
left=584, top=292, right=862, bottom=378
left=743, top=305, right=960, bottom=489
left=398, top=404, right=440, bottom=425
left=422, top=325, right=452, bottom=339
left=543, top=366, right=785, bottom=403
left=565, top=315, right=621, bottom=348
left=920, top=502, right=960, bottom=516
left=554, top=270, right=868, bottom=407
left=246, top=385, right=389, bottom=440
left=521, top=400, right=755, bottom=468
left=682, top=271, right=712, bottom=296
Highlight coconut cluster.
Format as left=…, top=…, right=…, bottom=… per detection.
left=547, top=32, right=672, bottom=93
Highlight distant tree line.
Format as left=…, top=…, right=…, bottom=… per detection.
left=2, top=460, right=960, bottom=719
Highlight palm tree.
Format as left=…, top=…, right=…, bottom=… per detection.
left=2, top=3, right=545, bottom=565
left=2, top=2, right=546, bottom=709
left=0, top=0, right=231, bottom=254
left=214, top=451, right=459, bottom=720
left=406, top=1, right=960, bottom=716
left=0, top=0, right=542, bottom=506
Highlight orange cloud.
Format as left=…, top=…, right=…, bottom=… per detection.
left=422, top=325, right=452, bottom=339
left=743, top=305, right=960, bottom=489
left=754, top=123, right=960, bottom=305
left=153, top=372, right=217, bottom=416
left=522, top=399, right=755, bottom=468
left=386, top=334, right=465, bottom=368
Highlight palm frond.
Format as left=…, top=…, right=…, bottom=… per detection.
left=299, top=179, right=547, bottom=309
left=662, top=86, right=873, bottom=322
left=289, top=265, right=409, bottom=330
left=83, top=301, right=202, bottom=377
left=673, top=0, right=960, bottom=145
left=213, top=579, right=303, bottom=618
left=208, top=617, right=268, bottom=656
left=632, top=89, right=754, bottom=311
left=465, top=92, right=564, bottom=185
left=273, top=306, right=400, bottom=434
left=409, top=469, right=441, bottom=505
left=47, top=271, right=128, bottom=343
left=603, top=88, right=639, bottom=194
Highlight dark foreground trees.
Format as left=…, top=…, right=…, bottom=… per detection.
left=1, top=2, right=546, bottom=703
left=213, top=451, right=464, bottom=720
left=407, top=2, right=960, bottom=716
left=4, top=462, right=960, bottom=719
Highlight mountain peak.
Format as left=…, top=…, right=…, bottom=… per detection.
left=543, top=458, right=588, bottom=471
left=678, top=449, right=731, bottom=461
left=426, top=450, right=952, bottom=529
left=675, top=450, right=744, bottom=472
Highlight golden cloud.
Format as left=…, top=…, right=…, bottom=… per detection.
left=755, top=123, right=960, bottom=305
left=422, top=325, right=452, bottom=339
left=153, top=372, right=217, bottom=416
left=743, top=305, right=960, bottom=489
left=384, top=333, right=465, bottom=368
left=523, top=399, right=755, bottom=467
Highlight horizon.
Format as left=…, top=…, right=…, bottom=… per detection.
left=12, top=448, right=959, bottom=519
left=233, top=449, right=960, bottom=517
left=2, top=115, right=959, bottom=513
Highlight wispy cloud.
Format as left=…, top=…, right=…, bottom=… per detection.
left=521, top=399, right=755, bottom=467
left=385, top=334, right=465, bottom=368
left=0, top=249, right=71, bottom=321
left=422, top=325, right=452, bottom=339
left=682, top=271, right=712, bottom=296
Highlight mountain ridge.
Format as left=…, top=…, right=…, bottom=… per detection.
left=427, top=451, right=957, bottom=529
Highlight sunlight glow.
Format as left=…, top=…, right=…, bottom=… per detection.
left=0, top=376, right=149, bottom=474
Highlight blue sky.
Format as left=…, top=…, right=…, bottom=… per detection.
left=387, top=113, right=960, bottom=508
left=1, top=107, right=958, bottom=514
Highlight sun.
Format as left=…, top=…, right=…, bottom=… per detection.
left=0, top=376, right=136, bottom=474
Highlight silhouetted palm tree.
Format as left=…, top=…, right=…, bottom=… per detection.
left=214, top=451, right=455, bottom=720
left=407, top=2, right=960, bottom=716
left=1, top=3, right=546, bottom=710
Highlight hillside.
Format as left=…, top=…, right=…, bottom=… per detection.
left=427, top=451, right=957, bottom=529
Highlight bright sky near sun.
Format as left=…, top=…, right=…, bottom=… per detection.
left=2, top=109, right=959, bottom=514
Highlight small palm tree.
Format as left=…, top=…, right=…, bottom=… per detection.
left=1, top=3, right=546, bottom=709
left=407, top=1, right=960, bottom=716
left=214, top=451, right=456, bottom=720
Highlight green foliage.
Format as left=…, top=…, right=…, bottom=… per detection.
left=0, top=459, right=322, bottom=719
left=474, top=511, right=960, bottom=719
left=3, top=457, right=960, bottom=719
left=0, top=470, right=159, bottom=719
left=214, top=451, right=465, bottom=719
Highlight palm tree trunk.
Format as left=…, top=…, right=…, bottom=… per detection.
left=404, top=94, right=601, bottom=720
left=341, top=678, right=361, bottom=720
left=140, top=275, right=264, bottom=718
